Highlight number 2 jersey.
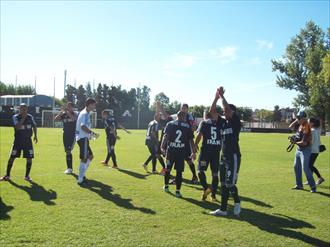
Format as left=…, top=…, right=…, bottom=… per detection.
left=164, top=120, right=194, bottom=154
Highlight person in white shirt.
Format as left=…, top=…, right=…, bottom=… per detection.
left=308, top=118, right=325, bottom=185
left=76, top=98, right=98, bottom=185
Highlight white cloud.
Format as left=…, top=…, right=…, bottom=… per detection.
left=208, top=46, right=238, bottom=64
left=256, top=40, right=273, bottom=51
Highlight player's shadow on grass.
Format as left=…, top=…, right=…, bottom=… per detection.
left=0, top=197, right=14, bottom=220
left=184, top=196, right=328, bottom=247
left=72, top=174, right=156, bottom=215
left=117, top=168, right=152, bottom=180
left=9, top=181, right=57, bottom=206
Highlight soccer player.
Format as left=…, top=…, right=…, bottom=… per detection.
left=0, top=103, right=38, bottom=182
left=195, top=111, right=225, bottom=202
left=76, top=98, right=98, bottom=185
left=209, top=87, right=242, bottom=216
left=161, top=111, right=196, bottom=198
left=54, top=102, right=78, bottom=174
left=142, top=113, right=166, bottom=174
left=180, top=103, right=198, bottom=184
left=100, top=109, right=130, bottom=168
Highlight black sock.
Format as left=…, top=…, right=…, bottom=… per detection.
left=6, top=159, right=14, bottom=177
left=105, top=153, right=111, bottom=163
left=25, top=160, right=32, bottom=177
left=165, top=170, right=170, bottom=186
left=188, top=162, right=197, bottom=178
left=211, top=175, right=219, bottom=196
left=176, top=171, right=183, bottom=191
left=313, top=167, right=322, bottom=178
left=158, top=156, right=165, bottom=169
left=144, top=155, right=153, bottom=166
left=220, top=185, right=229, bottom=211
left=230, top=186, right=240, bottom=204
left=66, top=153, right=73, bottom=169
left=198, top=171, right=208, bottom=190
left=152, top=157, right=157, bottom=171
left=111, top=151, right=117, bottom=166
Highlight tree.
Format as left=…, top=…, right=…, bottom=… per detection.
left=256, top=109, right=273, bottom=122
left=154, top=92, right=170, bottom=109
left=76, top=85, right=87, bottom=110
left=271, top=21, right=328, bottom=114
left=168, top=100, right=181, bottom=114
left=0, top=82, right=35, bottom=96
left=86, top=82, right=93, bottom=98
left=236, top=107, right=253, bottom=121
left=65, top=84, right=77, bottom=103
left=273, top=105, right=282, bottom=122
left=190, top=105, right=207, bottom=118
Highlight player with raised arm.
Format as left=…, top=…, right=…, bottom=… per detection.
left=0, top=103, right=38, bottom=182
left=195, top=111, right=225, bottom=202
left=161, top=111, right=196, bottom=198
left=76, top=98, right=99, bottom=185
left=210, top=87, right=242, bottom=216
left=100, top=109, right=130, bottom=169
left=54, top=102, right=78, bottom=174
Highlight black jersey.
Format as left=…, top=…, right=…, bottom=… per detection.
left=12, top=114, right=36, bottom=142
left=164, top=120, right=194, bottom=153
left=159, top=116, right=174, bottom=142
left=197, top=116, right=225, bottom=152
left=221, top=113, right=241, bottom=156
left=59, top=112, right=77, bottom=134
left=146, top=120, right=159, bottom=142
left=104, top=116, right=118, bottom=139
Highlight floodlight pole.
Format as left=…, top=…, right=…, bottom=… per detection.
left=137, top=83, right=141, bottom=129
left=53, top=77, right=56, bottom=128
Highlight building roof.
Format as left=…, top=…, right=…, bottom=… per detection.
left=0, top=95, right=36, bottom=98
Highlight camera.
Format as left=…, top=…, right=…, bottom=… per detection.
left=288, top=135, right=299, bottom=144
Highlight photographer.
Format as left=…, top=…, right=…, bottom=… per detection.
left=289, top=110, right=316, bottom=193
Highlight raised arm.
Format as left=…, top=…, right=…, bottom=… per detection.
left=218, top=86, right=234, bottom=119
left=210, top=89, right=220, bottom=114
left=117, top=123, right=131, bottom=134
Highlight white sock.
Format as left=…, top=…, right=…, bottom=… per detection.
left=78, top=161, right=87, bottom=180
left=83, top=159, right=91, bottom=177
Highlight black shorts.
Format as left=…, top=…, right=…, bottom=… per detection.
left=146, top=139, right=159, bottom=156
left=63, top=133, right=75, bottom=152
left=10, top=139, right=34, bottom=159
left=220, top=153, right=241, bottom=187
left=106, top=137, right=116, bottom=153
left=166, top=151, right=185, bottom=172
left=198, top=150, right=220, bottom=173
left=77, top=138, right=93, bottom=160
left=184, top=144, right=192, bottom=161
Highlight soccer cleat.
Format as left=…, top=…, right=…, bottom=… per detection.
left=0, top=175, right=10, bottom=181
left=163, top=185, right=170, bottom=193
left=64, top=168, right=73, bottom=174
left=316, top=177, right=325, bottom=185
left=310, top=188, right=317, bottom=193
left=175, top=191, right=182, bottom=198
left=112, top=165, right=118, bottom=169
left=152, top=170, right=158, bottom=174
left=142, top=164, right=148, bottom=172
left=234, top=203, right=241, bottom=216
left=24, top=176, right=32, bottom=182
left=169, top=179, right=176, bottom=185
left=209, top=209, right=227, bottom=216
left=100, top=161, right=108, bottom=166
left=303, top=181, right=309, bottom=185
left=191, top=176, right=198, bottom=184
left=202, top=188, right=212, bottom=201
left=160, top=168, right=166, bottom=176
left=291, top=186, right=303, bottom=190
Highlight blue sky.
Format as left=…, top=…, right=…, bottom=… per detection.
left=1, top=1, right=329, bottom=110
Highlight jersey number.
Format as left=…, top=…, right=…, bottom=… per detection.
left=211, top=127, right=217, bottom=140
left=175, top=130, right=182, bottom=143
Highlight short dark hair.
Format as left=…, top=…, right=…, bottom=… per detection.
left=182, top=103, right=189, bottom=108
left=85, top=98, right=96, bottom=107
left=229, top=104, right=236, bottom=112
left=67, top=102, right=74, bottom=107
left=177, top=111, right=186, bottom=119
left=206, top=112, right=212, bottom=119
left=101, top=110, right=109, bottom=115
left=309, top=117, right=320, bottom=128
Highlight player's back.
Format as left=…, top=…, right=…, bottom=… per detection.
left=165, top=120, right=193, bottom=152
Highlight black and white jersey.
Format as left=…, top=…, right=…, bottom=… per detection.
left=197, top=116, right=225, bottom=152
left=221, top=113, right=241, bottom=156
left=104, top=116, right=118, bottom=139
left=146, top=120, right=159, bottom=142
left=13, top=114, right=36, bottom=142
left=59, top=111, right=78, bottom=135
left=164, top=120, right=194, bottom=153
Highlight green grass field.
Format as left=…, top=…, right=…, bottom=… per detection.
left=0, top=127, right=329, bottom=247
